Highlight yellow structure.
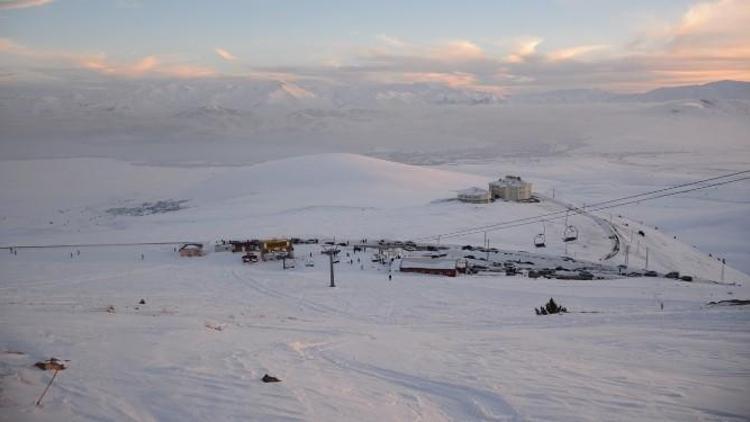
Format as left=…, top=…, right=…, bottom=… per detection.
left=260, top=239, right=294, bottom=260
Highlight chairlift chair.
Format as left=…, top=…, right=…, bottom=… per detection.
left=563, top=225, right=579, bottom=242
left=534, top=221, right=546, bottom=248
left=534, top=233, right=546, bottom=248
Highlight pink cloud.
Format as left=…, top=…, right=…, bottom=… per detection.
left=505, top=37, right=543, bottom=63
left=430, top=40, right=484, bottom=61
left=80, top=55, right=215, bottom=78
left=215, top=48, right=238, bottom=61
left=0, top=0, right=53, bottom=10
left=547, top=44, right=609, bottom=62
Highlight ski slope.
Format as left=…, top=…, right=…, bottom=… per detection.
left=1, top=244, right=748, bottom=421
left=1, top=152, right=749, bottom=421
left=1, top=153, right=746, bottom=281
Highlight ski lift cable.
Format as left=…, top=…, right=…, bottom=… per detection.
left=416, top=170, right=750, bottom=242
left=439, top=176, right=750, bottom=240
left=420, top=175, right=750, bottom=241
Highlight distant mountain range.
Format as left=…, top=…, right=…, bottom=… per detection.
left=509, top=80, right=750, bottom=104
left=2, top=78, right=749, bottom=119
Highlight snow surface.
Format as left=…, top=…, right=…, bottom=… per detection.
left=1, top=244, right=749, bottom=421
left=1, top=79, right=749, bottom=420
left=1, top=151, right=749, bottom=421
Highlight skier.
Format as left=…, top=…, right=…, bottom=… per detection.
left=388, top=274, right=392, bottom=281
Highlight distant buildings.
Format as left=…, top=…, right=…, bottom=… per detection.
left=489, top=175, right=532, bottom=201
left=457, top=187, right=491, bottom=204
left=457, top=175, right=533, bottom=204
left=399, top=258, right=465, bottom=277
left=179, top=243, right=204, bottom=257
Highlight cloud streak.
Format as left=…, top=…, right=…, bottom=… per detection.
left=1, top=38, right=216, bottom=79
left=1, top=1, right=748, bottom=93
left=215, top=48, right=237, bottom=61
left=0, top=0, right=52, bottom=10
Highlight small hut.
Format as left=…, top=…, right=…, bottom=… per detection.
left=179, top=243, right=204, bottom=257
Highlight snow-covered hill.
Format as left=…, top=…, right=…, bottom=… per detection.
left=1, top=232, right=749, bottom=421
left=1, top=153, right=749, bottom=421
left=1, top=153, right=747, bottom=283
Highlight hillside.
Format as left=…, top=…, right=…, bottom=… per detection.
left=1, top=153, right=747, bottom=283
left=1, top=152, right=749, bottom=421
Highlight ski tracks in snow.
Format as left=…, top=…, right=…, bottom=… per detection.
left=294, top=341, right=521, bottom=421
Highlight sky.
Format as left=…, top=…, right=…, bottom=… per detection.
left=1, top=0, right=749, bottom=93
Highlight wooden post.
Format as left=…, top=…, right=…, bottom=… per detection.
left=36, top=369, right=59, bottom=406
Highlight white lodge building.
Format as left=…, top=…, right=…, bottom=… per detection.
left=489, top=175, right=532, bottom=201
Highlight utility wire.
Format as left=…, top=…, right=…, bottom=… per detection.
left=417, top=170, right=748, bottom=241
left=440, top=176, right=750, bottom=240
left=417, top=171, right=750, bottom=241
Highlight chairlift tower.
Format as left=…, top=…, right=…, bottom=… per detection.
left=322, top=246, right=339, bottom=287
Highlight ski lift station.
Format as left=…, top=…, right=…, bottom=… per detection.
left=489, top=175, right=533, bottom=202
left=457, top=187, right=492, bottom=204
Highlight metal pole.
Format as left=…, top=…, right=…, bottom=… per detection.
left=721, top=258, right=725, bottom=282
left=329, top=251, right=335, bottom=287
left=645, top=247, right=649, bottom=270
left=624, top=244, right=630, bottom=267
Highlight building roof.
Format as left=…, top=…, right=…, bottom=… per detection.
left=489, top=176, right=530, bottom=188
left=400, top=258, right=457, bottom=270
left=457, top=187, right=490, bottom=197
left=180, top=243, right=203, bottom=250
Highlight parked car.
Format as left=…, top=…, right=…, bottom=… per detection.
left=578, top=271, right=594, bottom=280
left=680, top=275, right=693, bottom=282
left=242, top=253, right=258, bottom=263
left=665, top=271, right=680, bottom=279
left=644, top=270, right=658, bottom=277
